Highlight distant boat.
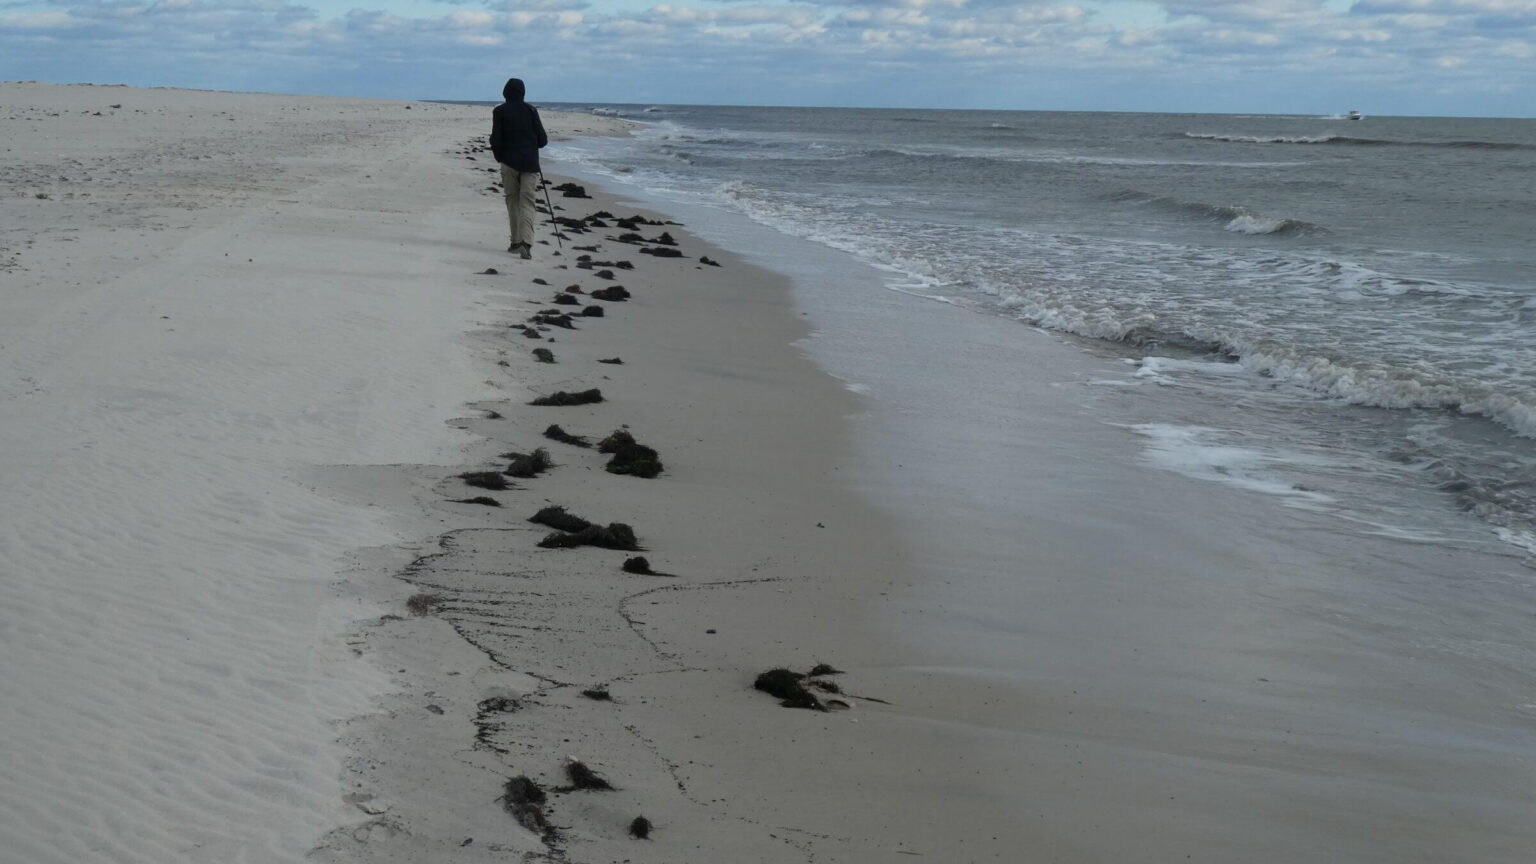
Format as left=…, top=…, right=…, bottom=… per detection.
left=1348, top=110, right=1363, bottom=121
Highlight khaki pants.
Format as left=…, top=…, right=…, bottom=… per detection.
left=500, top=165, right=539, bottom=247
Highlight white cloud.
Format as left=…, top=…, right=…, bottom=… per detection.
left=0, top=9, right=78, bottom=26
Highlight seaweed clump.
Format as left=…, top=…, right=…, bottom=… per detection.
left=454, top=496, right=502, bottom=507
left=478, top=695, right=519, bottom=713
left=621, top=556, right=673, bottom=576
left=537, top=523, right=641, bottom=551
left=528, top=505, right=591, bottom=533
left=530, top=389, right=603, bottom=406
left=460, top=470, right=510, bottom=490
left=531, top=311, right=576, bottom=329
left=753, top=668, right=827, bottom=711
left=503, top=447, right=553, bottom=479
left=543, top=424, right=591, bottom=448
left=406, top=593, right=445, bottom=616
left=500, top=775, right=549, bottom=834
left=630, top=816, right=652, bottom=839
left=599, top=429, right=663, bottom=478
left=532, top=348, right=555, bottom=363
left=589, top=285, right=630, bottom=302
left=563, top=758, right=614, bottom=791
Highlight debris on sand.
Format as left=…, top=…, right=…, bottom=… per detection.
left=599, top=429, right=663, bottom=478
left=530, top=389, right=603, bottom=406
left=537, top=522, right=642, bottom=551
left=503, top=448, right=553, bottom=478
left=624, top=214, right=672, bottom=227
left=532, top=348, right=555, bottom=363
left=542, top=424, right=591, bottom=448
left=531, top=312, right=576, bottom=329
left=500, top=776, right=550, bottom=834
left=478, top=695, right=519, bottom=713
left=699, top=255, right=721, bottom=266
left=520, top=326, right=544, bottom=339
left=639, top=246, right=684, bottom=258
left=621, top=556, right=674, bottom=576
left=651, top=231, right=677, bottom=246
left=754, top=664, right=884, bottom=710
left=753, top=668, right=828, bottom=711
left=406, top=593, right=445, bottom=616
left=460, top=470, right=511, bottom=490
left=564, top=758, right=614, bottom=791
left=630, top=816, right=652, bottom=839
left=454, top=496, right=502, bottom=507
left=532, top=277, right=548, bottom=285
left=551, top=293, right=580, bottom=306
left=478, top=267, right=499, bottom=275
left=574, top=255, right=635, bottom=271
left=598, top=357, right=623, bottom=365
left=589, top=285, right=630, bottom=302
left=553, top=182, right=590, bottom=198
left=581, top=305, right=604, bottom=317
left=528, top=505, right=591, bottom=533
left=580, top=688, right=612, bottom=701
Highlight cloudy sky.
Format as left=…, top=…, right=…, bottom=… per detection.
left=2, top=0, right=1532, bottom=116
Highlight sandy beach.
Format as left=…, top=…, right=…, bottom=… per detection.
left=0, top=83, right=963, bottom=863
left=6, top=83, right=1536, bottom=864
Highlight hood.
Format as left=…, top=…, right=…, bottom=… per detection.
left=503, top=78, right=526, bottom=102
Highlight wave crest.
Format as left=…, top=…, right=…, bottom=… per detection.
left=1185, top=131, right=1533, bottom=150
left=1109, top=189, right=1323, bottom=236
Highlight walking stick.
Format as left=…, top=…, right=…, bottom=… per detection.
left=538, top=172, right=562, bottom=251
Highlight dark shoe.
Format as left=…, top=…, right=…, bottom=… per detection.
left=507, top=241, right=518, bottom=253
left=519, top=244, right=532, bottom=260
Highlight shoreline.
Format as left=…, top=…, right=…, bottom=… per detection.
left=316, top=146, right=977, bottom=861
left=553, top=144, right=1536, bottom=862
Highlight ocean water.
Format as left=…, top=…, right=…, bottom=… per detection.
left=551, top=105, right=1536, bottom=559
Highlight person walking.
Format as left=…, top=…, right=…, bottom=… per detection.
left=490, top=78, right=548, bottom=259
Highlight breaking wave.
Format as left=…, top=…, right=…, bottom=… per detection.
left=1185, top=132, right=1534, bottom=150
left=1109, top=190, right=1323, bottom=236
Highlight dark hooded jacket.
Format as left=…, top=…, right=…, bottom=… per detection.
left=490, top=78, right=548, bottom=173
